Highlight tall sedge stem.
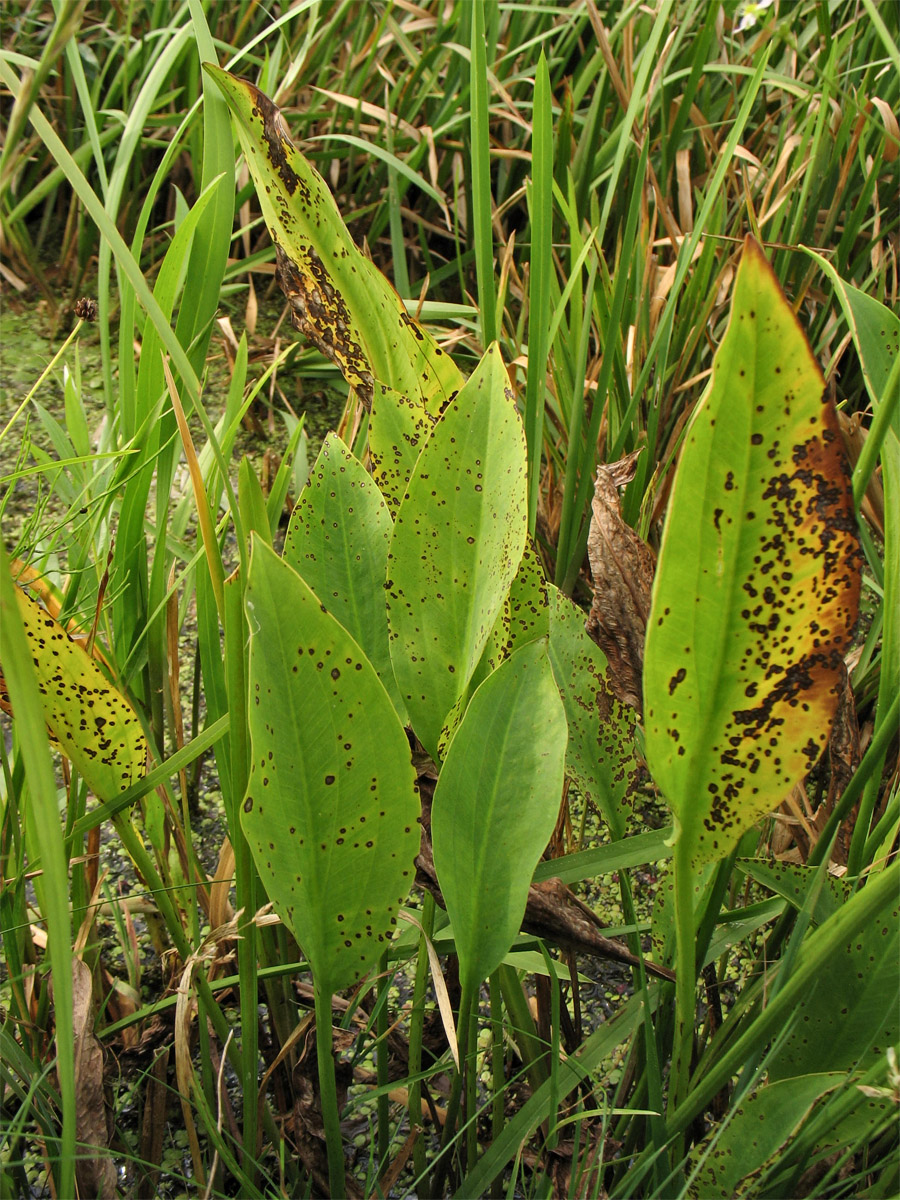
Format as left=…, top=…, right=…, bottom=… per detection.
left=376, top=951, right=390, bottom=1170
left=668, top=836, right=696, bottom=1162
left=464, top=1002, right=478, bottom=1170
left=314, top=980, right=346, bottom=1199
left=224, top=572, right=259, bottom=1169
left=431, top=988, right=475, bottom=1196
left=408, top=893, right=435, bottom=1179
left=488, top=971, right=505, bottom=1198
left=0, top=319, right=84, bottom=445
left=469, top=0, right=496, bottom=350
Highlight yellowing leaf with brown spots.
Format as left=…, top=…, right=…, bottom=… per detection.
left=8, top=589, right=147, bottom=799
left=643, top=238, right=861, bottom=867
left=203, top=66, right=463, bottom=417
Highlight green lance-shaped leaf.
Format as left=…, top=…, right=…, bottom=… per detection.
left=453, top=538, right=551, bottom=749
left=435, top=539, right=550, bottom=759
left=431, top=639, right=567, bottom=994
left=548, top=586, right=639, bottom=837
left=739, top=858, right=845, bottom=925
left=202, top=65, right=462, bottom=416
left=7, top=588, right=147, bottom=799
left=644, top=237, right=861, bottom=867
left=243, top=538, right=419, bottom=996
left=458, top=595, right=510, bottom=722
left=284, top=432, right=406, bottom=723
left=385, top=343, right=528, bottom=760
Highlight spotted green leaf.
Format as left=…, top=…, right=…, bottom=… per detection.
left=9, top=588, right=147, bottom=799
left=369, top=382, right=438, bottom=520
left=763, top=870, right=898, bottom=1081
left=761, top=863, right=900, bottom=1086
left=548, top=586, right=638, bottom=838
left=460, top=539, right=549, bottom=727
left=284, top=432, right=406, bottom=723
left=738, top=858, right=845, bottom=926
left=735, top=860, right=898, bottom=1081
left=386, top=343, right=528, bottom=761
left=687, top=1073, right=893, bottom=1199
left=431, top=639, right=567, bottom=995
left=644, top=237, right=861, bottom=867
left=243, top=538, right=419, bottom=996
left=506, top=536, right=550, bottom=652
left=202, top=66, right=462, bottom=416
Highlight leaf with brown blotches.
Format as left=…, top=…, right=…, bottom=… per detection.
left=2, top=587, right=147, bottom=800
left=644, top=237, right=862, bottom=868
left=203, top=66, right=462, bottom=417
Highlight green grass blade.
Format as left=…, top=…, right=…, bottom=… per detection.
left=455, top=991, right=653, bottom=1199
left=310, top=132, right=448, bottom=210
left=69, top=713, right=230, bottom=838
left=861, top=0, right=900, bottom=72
left=181, top=0, right=237, bottom=373
left=96, top=24, right=194, bottom=409
left=469, top=0, right=497, bottom=348
left=0, top=544, right=75, bottom=1200
left=524, top=51, right=553, bottom=534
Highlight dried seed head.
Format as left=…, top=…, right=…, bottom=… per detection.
left=74, top=297, right=98, bottom=321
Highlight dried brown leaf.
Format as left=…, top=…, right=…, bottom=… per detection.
left=138, top=1049, right=169, bottom=1200
left=586, top=454, right=656, bottom=713
left=71, top=958, right=116, bottom=1200
left=870, top=97, right=899, bottom=162
left=209, top=837, right=236, bottom=931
